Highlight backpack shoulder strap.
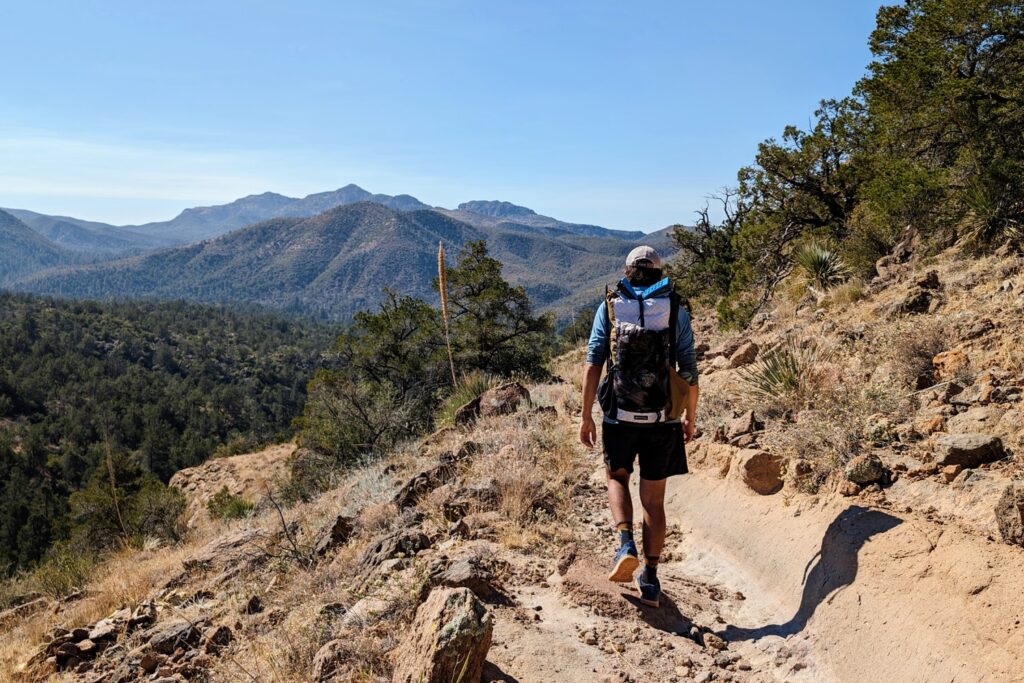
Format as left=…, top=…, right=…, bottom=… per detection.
left=605, top=285, right=618, bottom=370
left=668, top=291, right=680, bottom=367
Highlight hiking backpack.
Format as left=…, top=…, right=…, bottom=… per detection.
left=598, top=277, right=684, bottom=422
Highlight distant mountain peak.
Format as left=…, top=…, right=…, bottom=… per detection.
left=457, top=200, right=538, bottom=219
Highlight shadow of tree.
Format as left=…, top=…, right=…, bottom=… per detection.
left=717, top=505, right=903, bottom=642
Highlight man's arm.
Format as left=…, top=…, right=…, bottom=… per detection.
left=580, top=303, right=609, bottom=447
left=580, top=364, right=602, bottom=447
left=676, top=308, right=700, bottom=442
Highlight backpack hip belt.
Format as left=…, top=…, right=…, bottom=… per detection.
left=615, top=408, right=667, bottom=424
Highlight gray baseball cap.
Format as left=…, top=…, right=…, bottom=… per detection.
left=626, top=245, right=662, bottom=269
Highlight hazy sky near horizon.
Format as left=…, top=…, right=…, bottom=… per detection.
left=1, top=1, right=883, bottom=231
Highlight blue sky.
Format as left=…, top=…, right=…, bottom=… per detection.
left=1, top=1, right=884, bottom=231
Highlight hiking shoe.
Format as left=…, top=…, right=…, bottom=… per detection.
left=607, top=540, right=639, bottom=582
left=634, top=568, right=661, bottom=607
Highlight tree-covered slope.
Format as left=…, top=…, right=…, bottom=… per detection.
left=0, top=210, right=70, bottom=285
left=0, top=293, right=332, bottom=574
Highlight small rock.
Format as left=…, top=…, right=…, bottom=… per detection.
left=727, top=410, right=763, bottom=439
left=891, top=287, right=932, bottom=315
left=140, top=652, right=165, bottom=674
left=995, top=482, right=1024, bottom=547
left=960, top=318, right=994, bottom=341
left=933, top=349, right=969, bottom=379
left=844, top=454, right=885, bottom=485
left=314, top=515, right=355, bottom=556
left=241, top=595, right=263, bottom=615
left=203, top=625, right=233, bottom=653
left=729, top=341, right=759, bottom=368
left=840, top=481, right=861, bottom=497
left=702, top=632, right=727, bottom=650
left=941, top=465, right=963, bottom=483
left=915, top=270, right=940, bottom=289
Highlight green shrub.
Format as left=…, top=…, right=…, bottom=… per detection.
left=68, top=453, right=186, bottom=551
left=29, top=542, right=96, bottom=600
left=206, top=486, right=255, bottom=520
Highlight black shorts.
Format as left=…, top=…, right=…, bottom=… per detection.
left=602, top=420, right=688, bottom=481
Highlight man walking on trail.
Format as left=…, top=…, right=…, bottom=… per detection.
left=579, top=245, right=699, bottom=608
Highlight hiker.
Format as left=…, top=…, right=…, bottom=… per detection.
left=578, top=245, right=699, bottom=608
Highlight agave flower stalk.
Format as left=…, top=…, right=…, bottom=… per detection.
left=438, top=242, right=458, bottom=386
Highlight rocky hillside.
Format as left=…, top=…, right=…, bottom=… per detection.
left=3, top=242, right=1023, bottom=683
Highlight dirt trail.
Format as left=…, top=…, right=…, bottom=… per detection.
left=485, top=449, right=1024, bottom=683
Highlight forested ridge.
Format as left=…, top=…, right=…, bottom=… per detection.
left=0, top=294, right=332, bottom=574
left=671, top=0, right=1024, bottom=325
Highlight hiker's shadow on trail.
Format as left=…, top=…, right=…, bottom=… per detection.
left=622, top=591, right=695, bottom=635
left=717, top=505, right=902, bottom=643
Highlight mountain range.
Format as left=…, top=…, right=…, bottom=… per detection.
left=4, top=184, right=679, bottom=319
left=15, top=202, right=674, bottom=320
left=6, top=208, right=176, bottom=254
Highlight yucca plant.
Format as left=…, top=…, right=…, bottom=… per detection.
left=795, top=242, right=848, bottom=291
left=737, top=338, right=822, bottom=406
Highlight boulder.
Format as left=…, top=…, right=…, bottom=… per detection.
left=479, top=382, right=531, bottom=418
left=844, top=454, right=885, bottom=485
left=391, top=587, right=493, bottom=683
left=728, top=342, right=759, bottom=368
left=732, top=449, right=782, bottom=495
left=726, top=410, right=763, bottom=440
left=995, top=483, right=1024, bottom=547
left=891, top=287, right=932, bottom=315
left=144, top=618, right=207, bottom=655
left=433, top=558, right=502, bottom=602
left=357, top=529, right=431, bottom=574
left=394, top=464, right=456, bottom=509
left=933, top=434, right=1005, bottom=468
left=946, top=405, right=1006, bottom=433
left=183, top=527, right=267, bottom=574
left=454, top=397, right=482, bottom=427
left=314, top=515, right=355, bottom=556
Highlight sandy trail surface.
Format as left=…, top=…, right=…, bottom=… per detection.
left=485, top=454, right=1024, bottom=683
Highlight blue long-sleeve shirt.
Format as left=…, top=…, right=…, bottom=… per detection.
left=585, top=300, right=699, bottom=386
